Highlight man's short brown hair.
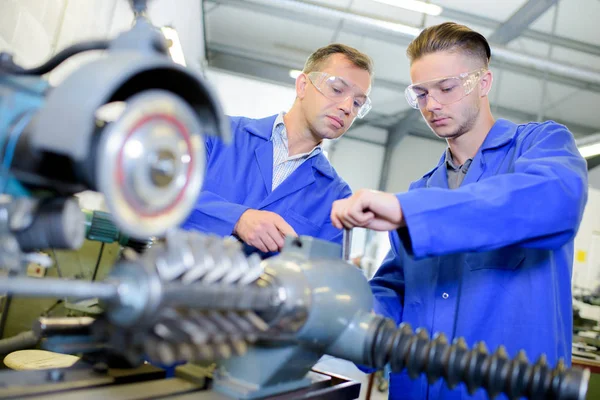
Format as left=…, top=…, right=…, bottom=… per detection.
left=303, top=43, right=374, bottom=76
left=407, top=22, right=491, bottom=67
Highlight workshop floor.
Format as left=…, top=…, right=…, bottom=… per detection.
left=314, top=356, right=388, bottom=400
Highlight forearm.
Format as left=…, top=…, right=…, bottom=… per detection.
left=398, top=171, right=586, bottom=258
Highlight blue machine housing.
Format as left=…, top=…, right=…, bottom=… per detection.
left=0, top=75, right=49, bottom=197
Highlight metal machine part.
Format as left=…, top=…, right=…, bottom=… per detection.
left=213, top=237, right=374, bottom=399
left=95, top=89, right=205, bottom=238
left=27, top=17, right=229, bottom=163
left=12, top=197, right=85, bottom=252
left=213, top=238, right=589, bottom=400
left=0, top=196, right=84, bottom=271
left=0, top=12, right=229, bottom=240
left=0, top=234, right=589, bottom=400
left=0, top=231, right=273, bottom=367
left=0, top=278, right=118, bottom=300
left=105, top=231, right=274, bottom=366
left=0, top=318, right=96, bottom=357
left=342, top=228, right=352, bottom=262
left=0, top=330, right=38, bottom=355
left=0, top=363, right=359, bottom=400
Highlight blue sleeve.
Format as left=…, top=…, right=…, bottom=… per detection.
left=396, top=123, right=588, bottom=258
left=182, top=117, right=250, bottom=236
left=182, top=191, right=250, bottom=236
left=370, top=246, right=405, bottom=323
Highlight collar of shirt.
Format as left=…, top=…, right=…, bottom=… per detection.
left=272, top=112, right=322, bottom=163
left=445, top=147, right=472, bottom=173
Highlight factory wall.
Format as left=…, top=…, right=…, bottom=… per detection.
left=0, top=0, right=205, bottom=84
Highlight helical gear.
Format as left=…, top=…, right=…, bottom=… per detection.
left=143, top=231, right=273, bottom=365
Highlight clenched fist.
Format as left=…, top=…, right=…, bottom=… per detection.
left=234, top=209, right=297, bottom=252
left=330, top=189, right=404, bottom=231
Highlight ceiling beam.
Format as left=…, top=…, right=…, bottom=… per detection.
left=206, top=0, right=600, bottom=92
left=207, top=0, right=600, bottom=59
left=207, top=43, right=598, bottom=136
left=586, top=156, right=600, bottom=170
left=441, top=6, right=600, bottom=58
left=488, top=0, right=559, bottom=45
left=208, top=42, right=406, bottom=91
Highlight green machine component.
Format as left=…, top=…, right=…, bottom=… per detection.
left=83, top=209, right=153, bottom=253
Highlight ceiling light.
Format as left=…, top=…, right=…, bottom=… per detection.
left=372, top=0, right=443, bottom=16
left=578, top=143, right=600, bottom=159
left=161, top=26, right=186, bottom=66
left=256, top=0, right=422, bottom=38
left=372, top=20, right=422, bottom=36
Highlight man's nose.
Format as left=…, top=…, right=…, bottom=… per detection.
left=425, top=94, right=443, bottom=112
left=338, top=96, right=353, bottom=115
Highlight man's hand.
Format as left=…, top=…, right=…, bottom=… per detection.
left=234, top=209, right=298, bottom=252
left=330, top=189, right=404, bottom=231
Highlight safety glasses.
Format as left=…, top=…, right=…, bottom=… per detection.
left=307, top=72, right=372, bottom=119
left=405, top=68, right=487, bottom=109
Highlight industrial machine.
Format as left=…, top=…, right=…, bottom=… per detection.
left=0, top=0, right=591, bottom=399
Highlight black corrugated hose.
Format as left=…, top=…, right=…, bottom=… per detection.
left=365, top=316, right=589, bottom=400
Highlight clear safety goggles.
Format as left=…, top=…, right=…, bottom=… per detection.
left=405, top=68, right=487, bottom=109
left=307, top=72, right=372, bottom=119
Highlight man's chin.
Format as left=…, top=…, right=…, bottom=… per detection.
left=428, top=124, right=455, bottom=138
left=321, top=126, right=346, bottom=140
left=428, top=126, right=447, bottom=137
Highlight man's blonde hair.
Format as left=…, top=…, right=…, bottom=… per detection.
left=303, top=43, right=374, bottom=76
left=407, top=22, right=491, bottom=67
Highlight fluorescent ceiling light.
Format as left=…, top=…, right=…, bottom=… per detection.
left=372, top=0, right=443, bottom=16
left=161, top=26, right=186, bottom=66
left=578, top=143, right=600, bottom=159
left=373, top=20, right=422, bottom=36
left=289, top=69, right=302, bottom=79
left=254, top=0, right=422, bottom=38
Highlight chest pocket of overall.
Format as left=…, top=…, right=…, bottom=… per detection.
left=283, top=209, right=321, bottom=237
left=466, top=247, right=526, bottom=271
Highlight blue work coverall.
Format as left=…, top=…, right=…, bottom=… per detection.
left=371, top=120, right=588, bottom=399
left=182, top=114, right=352, bottom=245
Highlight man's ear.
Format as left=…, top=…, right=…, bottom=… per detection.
left=480, top=69, right=493, bottom=97
left=296, top=73, right=308, bottom=99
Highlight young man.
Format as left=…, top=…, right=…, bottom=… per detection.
left=331, top=23, right=588, bottom=399
left=183, top=44, right=373, bottom=253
